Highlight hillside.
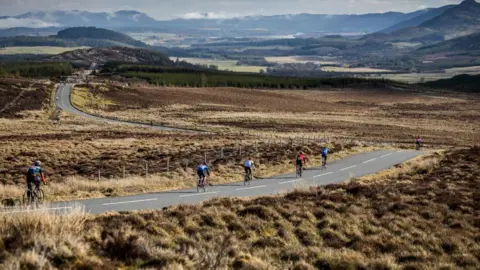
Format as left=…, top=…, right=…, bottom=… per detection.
left=365, top=0, right=480, bottom=43
left=420, top=0, right=480, bottom=37
left=380, top=5, right=454, bottom=34
left=0, top=27, right=148, bottom=49
left=47, top=47, right=173, bottom=66
left=57, top=27, right=146, bottom=48
left=422, top=74, right=480, bottom=93
left=416, top=31, right=480, bottom=56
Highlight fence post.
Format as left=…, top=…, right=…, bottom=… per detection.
left=98, top=169, right=100, bottom=182
left=185, top=159, right=189, bottom=171
left=204, top=152, right=207, bottom=163
left=221, top=147, right=224, bottom=158
left=239, top=146, right=242, bottom=157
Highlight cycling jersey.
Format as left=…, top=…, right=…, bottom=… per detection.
left=244, top=160, right=254, bottom=168
left=197, top=164, right=209, bottom=173
left=27, top=166, right=44, bottom=183
left=321, top=148, right=329, bottom=156
left=297, top=154, right=305, bottom=162
left=197, top=164, right=209, bottom=177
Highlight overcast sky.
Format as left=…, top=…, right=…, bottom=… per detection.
left=0, top=0, right=466, bottom=19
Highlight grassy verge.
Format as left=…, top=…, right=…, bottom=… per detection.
left=1, top=147, right=478, bottom=269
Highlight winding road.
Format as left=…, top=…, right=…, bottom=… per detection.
left=1, top=82, right=423, bottom=214
left=56, top=83, right=191, bottom=131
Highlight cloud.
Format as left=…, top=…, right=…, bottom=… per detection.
left=181, top=11, right=246, bottom=19
left=0, top=18, right=61, bottom=29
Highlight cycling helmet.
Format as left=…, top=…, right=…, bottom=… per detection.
left=34, top=160, right=41, bottom=166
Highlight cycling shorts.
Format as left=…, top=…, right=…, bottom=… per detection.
left=244, top=166, right=252, bottom=175
left=197, top=171, right=206, bottom=178
left=296, top=159, right=303, bottom=167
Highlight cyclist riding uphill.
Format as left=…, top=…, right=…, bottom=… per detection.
left=321, top=146, right=329, bottom=162
left=196, top=162, right=210, bottom=185
left=415, top=136, right=423, bottom=149
left=244, top=158, right=256, bottom=177
left=296, top=151, right=308, bottom=170
left=26, top=160, right=46, bottom=193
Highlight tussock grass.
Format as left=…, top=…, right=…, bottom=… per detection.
left=0, top=147, right=479, bottom=269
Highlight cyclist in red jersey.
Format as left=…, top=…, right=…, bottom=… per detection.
left=296, top=151, right=308, bottom=170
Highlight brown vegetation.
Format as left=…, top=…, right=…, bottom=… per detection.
left=74, top=83, right=480, bottom=147
left=0, top=109, right=372, bottom=203
left=1, top=147, right=478, bottom=269
left=0, top=78, right=52, bottom=118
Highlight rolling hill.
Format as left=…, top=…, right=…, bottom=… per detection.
left=419, top=0, right=480, bottom=37
left=0, top=27, right=148, bottom=48
left=56, top=27, right=146, bottom=48
left=416, top=31, right=480, bottom=55
left=365, top=0, right=480, bottom=43
left=47, top=47, right=173, bottom=66
left=380, top=5, right=454, bottom=34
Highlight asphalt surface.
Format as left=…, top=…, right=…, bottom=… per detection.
left=3, top=149, right=422, bottom=214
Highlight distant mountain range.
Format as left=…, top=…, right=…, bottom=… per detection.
left=365, top=0, right=480, bottom=42
left=0, top=2, right=477, bottom=37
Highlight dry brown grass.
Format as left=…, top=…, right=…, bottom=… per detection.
left=1, top=147, right=478, bottom=269
left=1, top=86, right=379, bottom=204
left=74, top=83, right=480, bottom=147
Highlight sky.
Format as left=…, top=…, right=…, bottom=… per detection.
left=0, top=0, right=466, bottom=19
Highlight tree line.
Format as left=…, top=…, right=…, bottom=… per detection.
left=104, top=63, right=396, bottom=89
left=0, top=62, right=73, bottom=78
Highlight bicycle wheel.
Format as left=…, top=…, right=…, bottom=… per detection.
left=22, top=190, right=30, bottom=205
left=35, top=189, right=44, bottom=204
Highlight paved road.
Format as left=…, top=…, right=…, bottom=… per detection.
left=3, top=149, right=421, bottom=214
left=56, top=83, right=195, bottom=132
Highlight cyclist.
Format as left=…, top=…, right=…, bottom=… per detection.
left=296, top=151, right=308, bottom=172
left=244, top=158, right=256, bottom=179
left=415, top=136, right=423, bottom=150
left=26, top=161, right=46, bottom=199
left=196, top=162, right=210, bottom=186
left=321, top=146, right=329, bottom=164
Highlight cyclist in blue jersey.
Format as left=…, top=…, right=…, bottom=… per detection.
left=26, top=161, right=46, bottom=199
left=244, top=158, right=256, bottom=179
left=197, top=162, right=210, bottom=186
left=321, top=146, right=329, bottom=165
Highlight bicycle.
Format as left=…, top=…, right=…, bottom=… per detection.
left=321, top=156, right=327, bottom=170
left=23, top=183, right=44, bottom=205
left=415, top=143, right=422, bottom=150
left=296, top=164, right=303, bottom=177
left=244, top=169, right=253, bottom=185
left=197, top=176, right=207, bottom=193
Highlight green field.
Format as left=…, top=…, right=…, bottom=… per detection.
left=170, top=57, right=266, bottom=73
left=0, top=46, right=89, bottom=55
